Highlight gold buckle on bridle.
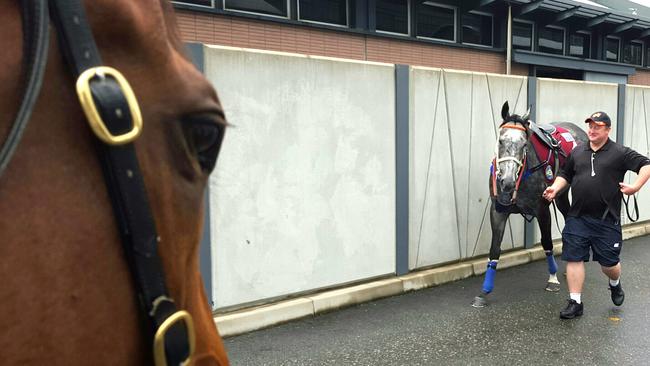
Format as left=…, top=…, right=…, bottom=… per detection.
left=75, top=66, right=143, bottom=145
left=153, top=310, right=196, bottom=366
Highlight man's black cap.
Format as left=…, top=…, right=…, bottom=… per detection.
left=585, top=111, right=611, bottom=127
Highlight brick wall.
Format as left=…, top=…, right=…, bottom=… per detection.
left=177, top=10, right=650, bottom=86
left=511, top=62, right=529, bottom=76
left=628, top=69, right=650, bottom=86
left=175, top=10, right=511, bottom=75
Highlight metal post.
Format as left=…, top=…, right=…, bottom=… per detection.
left=506, top=5, right=512, bottom=75
left=395, top=64, right=410, bottom=275
left=617, top=84, right=626, bottom=144
left=524, top=76, right=537, bottom=248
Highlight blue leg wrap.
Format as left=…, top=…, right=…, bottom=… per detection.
left=546, top=251, right=558, bottom=275
left=482, top=261, right=498, bottom=294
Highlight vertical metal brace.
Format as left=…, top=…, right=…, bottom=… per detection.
left=617, top=84, right=626, bottom=144
left=524, top=76, right=537, bottom=249
left=395, top=65, right=409, bottom=275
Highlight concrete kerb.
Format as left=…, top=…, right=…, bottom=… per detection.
left=215, top=298, right=314, bottom=337
left=215, top=223, right=650, bottom=338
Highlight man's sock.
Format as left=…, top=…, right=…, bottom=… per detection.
left=609, top=278, right=620, bottom=287
left=569, top=293, right=581, bottom=304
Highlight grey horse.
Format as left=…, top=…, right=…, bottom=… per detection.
left=472, top=101, right=588, bottom=307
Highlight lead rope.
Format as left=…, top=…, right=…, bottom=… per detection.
left=623, top=194, right=639, bottom=222
left=551, top=200, right=562, bottom=234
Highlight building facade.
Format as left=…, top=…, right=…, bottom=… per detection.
left=173, top=0, right=650, bottom=85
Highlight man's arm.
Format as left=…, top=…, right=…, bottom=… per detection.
left=619, top=164, right=650, bottom=195
left=543, top=176, right=570, bottom=201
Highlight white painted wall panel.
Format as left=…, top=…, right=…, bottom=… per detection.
left=623, top=86, right=650, bottom=225
left=409, top=68, right=459, bottom=269
left=410, top=68, right=527, bottom=270
left=205, top=46, right=396, bottom=308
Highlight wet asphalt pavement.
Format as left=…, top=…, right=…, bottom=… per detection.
left=224, top=235, right=650, bottom=365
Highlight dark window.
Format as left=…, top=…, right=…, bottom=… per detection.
left=623, top=41, right=643, bottom=65
left=377, top=0, right=409, bottom=34
left=416, top=2, right=456, bottom=41
left=224, top=0, right=288, bottom=17
left=569, top=32, right=590, bottom=58
left=225, top=0, right=287, bottom=16
left=173, top=0, right=213, bottom=6
left=299, top=0, right=347, bottom=26
left=512, top=21, right=533, bottom=51
left=606, top=37, right=620, bottom=62
left=538, top=26, right=564, bottom=55
left=462, top=12, right=493, bottom=46
left=646, top=46, right=650, bottom=67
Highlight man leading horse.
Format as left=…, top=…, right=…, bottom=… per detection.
left=543, top=111, right=650, bottom=319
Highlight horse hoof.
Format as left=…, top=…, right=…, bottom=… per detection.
left=545, top=282, right=561, bottom=292
left=471, top=296, right=488, bottom=308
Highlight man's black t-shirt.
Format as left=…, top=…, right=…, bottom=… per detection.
left=558, top=139, right=650, bottom=220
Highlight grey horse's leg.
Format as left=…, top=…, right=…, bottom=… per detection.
left=537, top=201, right=560, bottom=292
left=472, top=203, right=508, bottom=307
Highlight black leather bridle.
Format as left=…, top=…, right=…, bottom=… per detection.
left=4, top=1, right=194, bottom=365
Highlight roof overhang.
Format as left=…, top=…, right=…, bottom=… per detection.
left=473, top=0, right=650, bottom=37
left=514, top=49, right=637, bottom=75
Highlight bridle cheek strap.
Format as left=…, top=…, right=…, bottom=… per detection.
left=49, top=1, right=194, bottom=365
left=493, top=123, right=528, bottom=201
left=512, top=154, right=527, bottom=201
left=0, top=0, right=49, bottom=179
left=492, top=153, right=527, bottom=201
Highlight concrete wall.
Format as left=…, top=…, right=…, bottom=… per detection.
left=409, top=68, right=528, bottom=269
left=204, top=46, right=396, bottom=309
left=202, top=44, right=636, bottom=309
left=624, top=85, right=650, bottom=225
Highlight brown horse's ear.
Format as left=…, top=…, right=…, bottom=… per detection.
left=501, top=101, right=509, bottom=120
left=521, top=107, right=531, bottom=122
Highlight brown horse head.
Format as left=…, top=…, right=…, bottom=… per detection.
left=0, top=1, right=228, bottom=365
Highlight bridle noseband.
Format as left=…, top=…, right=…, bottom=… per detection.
left=492, top=123, right=528, bottom=202
left=4, top=1, right=195, bottom=365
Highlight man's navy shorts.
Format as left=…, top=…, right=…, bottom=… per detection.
left=561, top=216, right=622, bottom=267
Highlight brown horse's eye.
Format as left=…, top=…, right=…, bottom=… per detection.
left=182, top=117, right=224, bottom=174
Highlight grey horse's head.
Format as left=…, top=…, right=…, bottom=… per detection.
left=494, top=101, right=530, bottom=206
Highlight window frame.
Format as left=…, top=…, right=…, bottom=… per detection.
left=605, top=36, right=621, bottom=62
left=297, top=0, right=350, bottom=28
left=223, top=0, right=291, bottom=19
left=415, top=1, right=457, bottom=43
left=569, top=30, right=591, bottom=58
left=512, top=18, right=535, bottom=52
left=172, top=0, right=215, bottom=8
left=537, top=24, right=565, bottom=55
left=623, top=40, right=644, bottom=66
left=375, top=0, right=412, bottom=37
left=461, top=10, right=494, bottom=48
